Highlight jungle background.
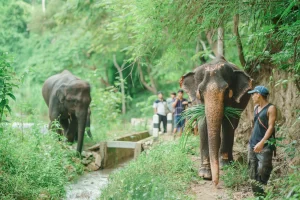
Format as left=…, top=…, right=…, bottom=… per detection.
left=0, top=0, right=299, bottom=199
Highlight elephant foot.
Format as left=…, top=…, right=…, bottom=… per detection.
left=198, top=167, right=212, bottom=180
left=220, top=158, right=233, bottom=170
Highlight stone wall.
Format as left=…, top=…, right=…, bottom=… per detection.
left=235, top=68, right=300, bottom=146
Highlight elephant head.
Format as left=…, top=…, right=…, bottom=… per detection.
left=181, top=57, right=252, bottom=185
left=56, top=80, right=91, bottom=153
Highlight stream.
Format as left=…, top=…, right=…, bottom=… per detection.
left=65, top=159, right=129, bottom=200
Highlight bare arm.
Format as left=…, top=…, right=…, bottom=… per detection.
left=261, top=105, right=277, bottom=143
left=172, top=99, right=178, bottom=108
left=154, top=108, right=157, bottom=114
left=182, top=100, right=188, bottom=105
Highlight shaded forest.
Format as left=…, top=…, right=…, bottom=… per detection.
left=0, top=0, right=299, bottom=199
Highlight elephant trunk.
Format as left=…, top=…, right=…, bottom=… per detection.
left=86, top=109, right=92, bottom=138
left=76, top=109, right=88, bottom=154
left=204, top=83, right=225, bottom=186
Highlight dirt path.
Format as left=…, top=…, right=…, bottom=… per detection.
left=189, top=180, right=230, bottom=200
left=188, top=156, right=254, bottom=200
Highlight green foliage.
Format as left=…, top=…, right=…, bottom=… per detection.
left=264, top=166, right=300, bottom=200
left=180, top=105, right=242, bottom=149
left=100, top=141, right=196, bottom=200
left=263, top=138, right=300, bottom=200
left=221, top=162, right=249, bottom=190
left=88, top=86, right=122, bottom=141
left=136, top=94, right=157, bottom=117
left=0, top=52, right=18, bottom=123
left=0, top=125, right=83, bottom=199
left=181, top=135, right=200, bottom=156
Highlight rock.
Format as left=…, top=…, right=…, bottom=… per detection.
left=92, top=152, right=102, bottom=168
left=86, top=162, right=100, bottom=171
left=81, top=158, right=92, bottom=165
left=81, top=151, right=93, bottom=158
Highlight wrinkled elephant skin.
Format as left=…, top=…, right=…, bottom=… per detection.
left=180, top=57, right=252, bottom=185
left=42, top=70, right=92, bottom=153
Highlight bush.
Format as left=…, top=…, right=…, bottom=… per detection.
left=221, top=161, right=249, bottom=190
left=100, top=141, right=197, bottom=200
left=0, top=51, right=18, bottom=123
left=0, top=125, right=83, bottom=199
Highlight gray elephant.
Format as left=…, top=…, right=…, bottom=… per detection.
left=42, top=70, right=92, bottom=153
left=180, top=57, right=252, bottom=185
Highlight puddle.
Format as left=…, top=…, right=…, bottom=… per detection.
left=65, top=159, right=129, bottom=200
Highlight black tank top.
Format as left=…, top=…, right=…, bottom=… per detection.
left=249, top=103, right=274, bottom=148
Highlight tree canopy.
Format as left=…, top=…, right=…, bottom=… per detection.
left=0, top=0, right=299, bottom=115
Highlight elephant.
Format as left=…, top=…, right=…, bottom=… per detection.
left=180, top=56, right=252, bottom=186
left=42, top=70, right=92, bottom=153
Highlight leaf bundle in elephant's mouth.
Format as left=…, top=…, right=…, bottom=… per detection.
left=179, top=105, right=243, bottom=150
left=181, top=105, right=243, bottom=130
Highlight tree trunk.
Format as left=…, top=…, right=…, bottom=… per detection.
left=217, top=8, right=225, bottom=57
left=206, top=30, right=218, bottom=57
left=217, top=27, right=224, bottom=57
left=137, top=61, right=157, bottom=94
left=233, top=14, right=246, bottom=67
left=113, top=54, right=126, bottom=115
left=42, top=0, right=46, bottom=13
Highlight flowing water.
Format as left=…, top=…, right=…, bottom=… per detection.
left=65, top=159, right=129, bottom=200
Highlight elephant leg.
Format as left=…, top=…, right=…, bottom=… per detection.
left=220, top=116, right=240, bottom=168
left=66, top=115, right=78, bottom=143
left=60, top=118, right=69, bottom=136
left=198, top=118, right=212, bottom=180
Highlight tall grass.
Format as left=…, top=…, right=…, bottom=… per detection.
left=0, top=124, right=83, bottom=199
left=100, top=141, right=197, bottom=200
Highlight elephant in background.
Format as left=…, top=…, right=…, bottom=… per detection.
left=42, top=70, right=92, bottom=153
left=180, top=56, right=252, bottom=185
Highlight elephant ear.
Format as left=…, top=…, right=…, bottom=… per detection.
left=180, top=72, right=197, bottom=102
left=233, top=70, right=253, bottom=103
left=56, top=84, right=67, bottom=103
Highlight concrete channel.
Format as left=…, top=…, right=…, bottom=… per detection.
left=65, top=131, right=155, bottom=200
left=85, top=131, right=154, bottom=169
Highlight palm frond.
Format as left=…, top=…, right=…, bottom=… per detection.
left=179, top=104, right=243, bottom=150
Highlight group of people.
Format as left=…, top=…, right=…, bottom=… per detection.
left=153, top=89, right=188, bottom=135
left=153, top=85, right=277, bottom=197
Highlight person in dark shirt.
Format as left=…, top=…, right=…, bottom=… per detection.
left=247, top=86, right=277, bottom=196
left=172, top=89, right=188, bottom=136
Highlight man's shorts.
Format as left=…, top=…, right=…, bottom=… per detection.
left=174, top=115, right=185, bottom=128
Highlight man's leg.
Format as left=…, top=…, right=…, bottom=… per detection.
left=248, top=145, right=262, bottom=195
left=162, top=115, right=167, bottom=133
left=158, top=114, right=162, bottom=132
left=178, top=116, right=185, bottom=136
left=256, top=146, right=273, bottom=192
left=173, top=115, right=178, bottom=134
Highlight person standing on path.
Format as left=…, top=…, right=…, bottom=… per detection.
left=172, top=89, right=188, bottom=136
left=247, top=86, right=277, bottom=197
left=166, top=92, right=176, bottom=114
left=166, top=92, right=177, bottom=131
left=153, top=91, right=168, bottom=133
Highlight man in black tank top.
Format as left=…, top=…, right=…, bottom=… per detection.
left=247, top=86, right=277, bottom=196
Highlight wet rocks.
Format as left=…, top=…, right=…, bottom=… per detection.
left=81, top=151, right=102, bottom=171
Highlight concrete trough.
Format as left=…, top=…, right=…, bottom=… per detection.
left=86, top=131, right=154, bottom=169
